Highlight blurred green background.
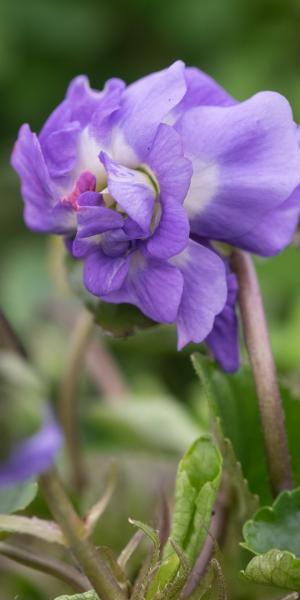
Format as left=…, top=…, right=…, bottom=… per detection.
left=2, top=0, right=300, bottom=598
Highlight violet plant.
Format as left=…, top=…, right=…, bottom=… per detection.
left=1, top=62, right=300, bottom=599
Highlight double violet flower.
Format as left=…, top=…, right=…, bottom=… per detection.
left=12, top=61, right=300, bottom=372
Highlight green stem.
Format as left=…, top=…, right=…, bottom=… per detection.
left=0, top=541, right=90, bottom=592
left=60, top=309, right=94, bottom=490
left=231, top=250, right=293, bottom=495
left=40, top=468, right=127, bottom=600
left=0, top=309, right=27, bottom=358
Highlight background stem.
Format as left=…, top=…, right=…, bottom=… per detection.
left=60, top=309, right=94, bottom=490
left=0, top=309, right=27, bottom=358
left=40, top=468, right=127, bottom=600
left=231, top=250, right=293, bottom=495
left=0, top=541, right=90, bottom=592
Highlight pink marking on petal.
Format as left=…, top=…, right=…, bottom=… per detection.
left=65, top=171, right=96, bottom=209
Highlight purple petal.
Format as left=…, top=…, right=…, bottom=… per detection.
left=117, top=61, right=187, bottom=160
left=146, top=196, right=190, bottom=259
left=169, top=66, right=236, bottom=124
left=100, top=152, right=155, bottom=230
left=0, top=416, right=62, bottom=488
left=25, top=201, right=75, bottom=234
left=206, top=271, right=240, bottom=373
left=232, top=184, right=300, bottom=256
left=77, top=192, right=124, bottom=238
left=147, top=123, right=192, bottom=203
left=83, top=248, right=129, bottom=296
left=11, top=124, right=75, bottom=234
left=176, top=92, right=300, bottom=254
left=43, top=76, right=124, bottom=132
left=173, top=240, right=227, bottom=348
left=67, top=76, right=125, bottom=129
left=40, top=76, right=125, bottom=184
left=102, top=251, right=184, bottom=324
left=40, top=122, right=81, bottom=181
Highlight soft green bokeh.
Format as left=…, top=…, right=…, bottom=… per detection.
left=1, top=1, right=300, bottom=599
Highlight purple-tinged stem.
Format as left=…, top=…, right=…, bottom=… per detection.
left=0, top=541, right=90, bottom=592
left=231, top=250, right=293, bottom=495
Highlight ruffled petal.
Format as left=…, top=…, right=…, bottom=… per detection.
left=168, top=66, right=236, bottom=124
left=39, top=122, right=81, bottom=181
left=146, top=196, right=190, bottom=259
left=102, top=251, right=184, bottom=324
left=231, top=184, right=300, bottom=256
left=172, top=240, right=227, bottom=348
left=100, top=152, right=155, bottom=230
left=206, top=271, right=240, bottom=372
left=77, top=192, right=124, bottom=237
left=147, top=123, right=192, bottom=203
left=11, top=124, right=75, bottom=234
left=83, top=248, right=129, bottom=296
left=176, top=92, right=300, bottom=254
left=116, top=61, right=187, bottom=160
left=40, top=77, right=125, bottom=185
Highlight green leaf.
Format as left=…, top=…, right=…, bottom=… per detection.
left=0, top=480, right=38, bottom=514
left=147, top=436, right=222, bottom=598
left=243, top=549, right=300, bottom=591
left=0, top=514, right=66, bottom=546
left=242, top=488, right=300, bottom=591
left=129, top=520, right=161, bottom=600
left=165, top=436, right=222, bottom=562
left=243, top=487, right=300, bottom=556
left=191, top=353, right=271, bottom=504
left=85, top=395, right=200, bottom=456
left=54, top=592, right=98, bottom=600
left=191, top=354, right=259, bottom=520
left=129, top=518, right=160, bottom=558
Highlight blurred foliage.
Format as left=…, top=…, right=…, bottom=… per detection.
left=1, top=0, right=300, bottom=598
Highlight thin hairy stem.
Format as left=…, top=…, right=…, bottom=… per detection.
left=60, top=309, right=94, bottom=490
left=231, top=250, right=293, bottom=495
left=40, top=468, right=127, bottom=600
left=0, top=541, right=90, bottom=592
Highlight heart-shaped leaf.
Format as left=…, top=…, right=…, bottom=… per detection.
left=243, top=549, right=300, bottom=591
left=242, top=487, right=300, bottom=591
left=243, top=487, right=300, bottom=556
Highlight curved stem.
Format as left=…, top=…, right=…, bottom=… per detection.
left=40, top=468, right=127, bottom=600
left=60, top=309, right=94, bottom=490
left=231, top=250, right=293, bottom=495
left=0, top=541, right=90, bottom=592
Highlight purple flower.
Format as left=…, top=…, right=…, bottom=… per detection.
left=11, top=62, right=300, bottom=372
left=0, top=415, right=62, bottom=489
